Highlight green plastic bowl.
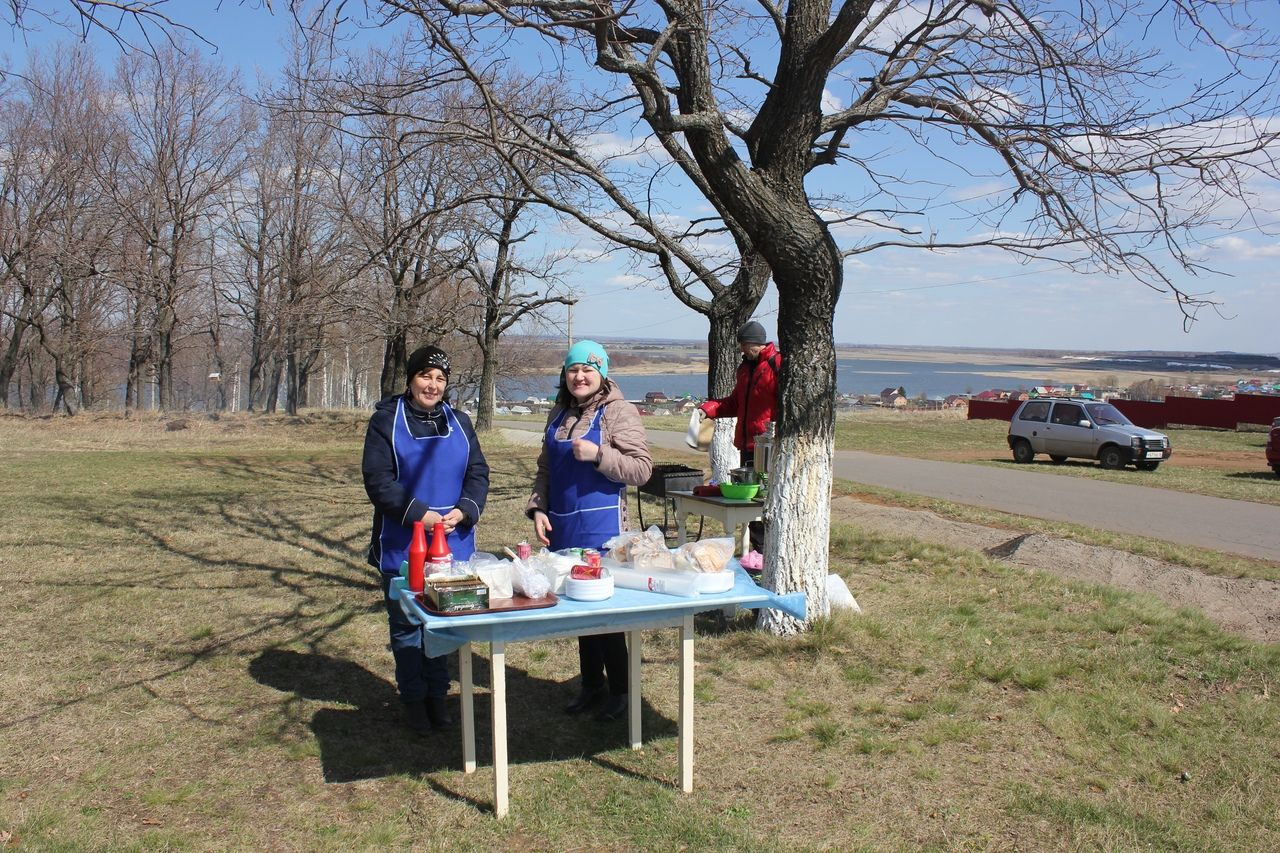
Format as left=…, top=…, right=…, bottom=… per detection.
left=719, top=482, right=760, bottom=500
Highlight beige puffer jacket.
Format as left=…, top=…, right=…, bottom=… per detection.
left=525, top=380, right=653, bottom=530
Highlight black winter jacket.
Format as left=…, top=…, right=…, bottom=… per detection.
left=361, top=395, right=489, bottom=569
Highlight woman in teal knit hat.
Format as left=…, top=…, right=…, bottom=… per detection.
left=526, top=340, right=653, bottom=721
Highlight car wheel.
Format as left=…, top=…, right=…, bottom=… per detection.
left=1011, top=439, right=1034, bottom=464
left=1049, top=455, right=1067, bottom=464
left=1099, top=446, right=1125, bottom=470
left=1136, top=461, right=1160, bottom=471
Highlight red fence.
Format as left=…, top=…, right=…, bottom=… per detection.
left=968, top=394, right=1280, bottom=429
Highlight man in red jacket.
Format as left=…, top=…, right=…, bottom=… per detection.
left=698, top=320, right=780, bottom=552
left=699, top=320, right=780, bottom=467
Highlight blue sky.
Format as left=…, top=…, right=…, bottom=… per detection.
left=5, top=1, right=1278, bottom=355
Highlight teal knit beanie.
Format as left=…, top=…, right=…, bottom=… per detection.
left=563, top=340, right=609, bottom=379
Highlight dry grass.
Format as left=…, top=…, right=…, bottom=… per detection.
left=1, top=412, right=1278, bottom=851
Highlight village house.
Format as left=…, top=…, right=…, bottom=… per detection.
left=879, top=386, right=907, bottom=407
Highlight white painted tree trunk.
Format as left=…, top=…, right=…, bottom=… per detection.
left=709, top=417, right=742, bottom=483
left=759, top=429, right=831, bottom=635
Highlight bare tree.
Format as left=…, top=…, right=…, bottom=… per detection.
left=313, top=0, right=1280, bottom=633
left=458, top=193, right=574, bottom=430
left=328, top=46, right=483, bottom=399
left=0, top=47, right=115, bottom=414
left=434, top=63, right=771, bottom=472
left=106, top=43, right=249, bottom=411
left=264, top=30, right=347, bottom=415
left=2, top=1, right=269, bottom=55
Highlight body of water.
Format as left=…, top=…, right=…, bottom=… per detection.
left=503, top=356, right=1064, bottom=401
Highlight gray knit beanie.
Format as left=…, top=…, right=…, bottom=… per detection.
left=736, top=321, right=767, bottom=344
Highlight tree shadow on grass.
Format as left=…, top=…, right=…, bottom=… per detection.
left=250, top=648, right=678, bottom=806
left=1225, top=470, right=1279, bottom=481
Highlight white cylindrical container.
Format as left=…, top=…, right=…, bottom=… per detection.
left=608, top=565, right=699, bottom=597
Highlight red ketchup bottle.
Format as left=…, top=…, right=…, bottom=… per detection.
left=407, top=520, right=427, bottom=593
left=427, top=521, right=453, bottom=576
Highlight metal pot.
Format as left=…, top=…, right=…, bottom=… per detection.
left=728, top=466, right=758, bottom=485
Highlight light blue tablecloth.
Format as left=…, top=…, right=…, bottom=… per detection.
left=392, top=562, right=806, bottom=655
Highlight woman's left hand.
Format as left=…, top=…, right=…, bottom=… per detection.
left=572, top=438, right=601, bottom=463
left=441, top=508, right=465, bottom=533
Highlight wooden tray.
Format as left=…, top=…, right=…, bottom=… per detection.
left=415, top=591, right=559, bottom=617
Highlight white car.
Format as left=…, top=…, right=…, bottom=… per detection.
left=1007, top=397, right=1172, bottom=470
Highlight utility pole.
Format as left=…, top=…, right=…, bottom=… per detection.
left=566, top=298, right=578, bottom=347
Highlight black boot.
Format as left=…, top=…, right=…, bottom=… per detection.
left=564, top=683, right=608, bottom=715
left=404, top=700, right=431, bottom=735
left=594, top=693, right=629, bottom=722
left=425, top=695, right=455, bottom=729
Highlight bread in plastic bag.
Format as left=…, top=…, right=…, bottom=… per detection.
left=603, top=526, right=668, bottom=564
left=632, top=548, right=676, bottom=572
left=675, top=537, right=734, bottom=573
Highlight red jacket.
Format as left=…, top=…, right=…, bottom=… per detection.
left=700, top=342, right=780, bottom=453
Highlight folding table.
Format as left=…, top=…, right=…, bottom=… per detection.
left=667, top=489, right=764, bottom=553
left=392, top=564, right=804, bottom=817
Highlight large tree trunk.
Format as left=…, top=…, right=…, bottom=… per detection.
left=0, top=315, right=29, bottom=409
left=155, top=308, right=176, bottom=411
left=380, top=330, right=408, bottom=401
left=704, top=259, right=766, bottom=481
left=476, top=325, right=499, bottom=432
left=757, top=209, right=840, bottom=635
left=50, top=355, right=79, bottom=416
left=285, top=346, right=301, bottom=415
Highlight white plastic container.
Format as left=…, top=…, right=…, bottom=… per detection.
left=695, top=570, right=735, bottom=594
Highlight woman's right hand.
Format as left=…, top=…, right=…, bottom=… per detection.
left=532, top=510, right=552, bottom=547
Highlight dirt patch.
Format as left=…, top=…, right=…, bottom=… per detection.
left=830, top=495, right=1280, bottom=644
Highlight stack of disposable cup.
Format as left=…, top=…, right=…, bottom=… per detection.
left=607, top=563, right=699, bottom=597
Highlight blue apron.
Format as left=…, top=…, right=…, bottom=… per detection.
left=546, top=406, right=623, bottom=551
left=376, top=397, right=476, bottom=573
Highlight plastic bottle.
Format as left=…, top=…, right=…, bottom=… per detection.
left=427, top=521, right=453, bottom=575
left=407, top=520, right=427, bottom=593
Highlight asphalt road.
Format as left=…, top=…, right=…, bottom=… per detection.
left=498, top=420, right=1280, bottom=563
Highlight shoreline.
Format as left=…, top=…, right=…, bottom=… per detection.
left=605, top=345, right=1258, bottom=391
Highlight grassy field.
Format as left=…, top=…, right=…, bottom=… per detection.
left=1, top=411, right=1278, bottom=850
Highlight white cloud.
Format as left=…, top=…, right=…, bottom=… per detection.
left=1209, top=235, right=1280, bottom=260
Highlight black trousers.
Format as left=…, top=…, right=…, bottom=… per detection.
left=579, top=633, right=628, bottom=695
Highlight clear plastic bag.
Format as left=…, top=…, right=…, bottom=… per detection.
left=826, top=573, right=861, bottom=613
left=475, top=561, right=514, bottom=600
left=675, top=537, right=734, bottom=573
left=603, top=525, right=668, bottom=564
left=525, top=548, right=576, bottom=593
left=511, top=557, right=551, bottom=599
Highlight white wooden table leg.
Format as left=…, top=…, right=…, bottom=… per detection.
left=627, top=629, right=642, bottom=750
left=490, top=640, right=509, bottom=818
left=459, top=643, right=475, bottom=774
left=679, top=614, right=694, bottom=793
left=675, top=500, right=688, bottom=544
